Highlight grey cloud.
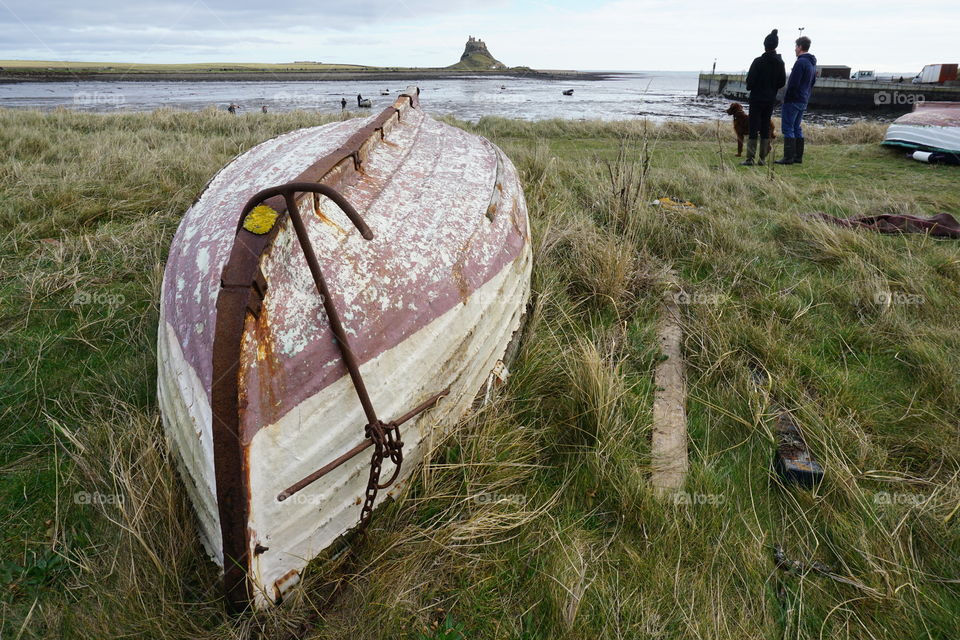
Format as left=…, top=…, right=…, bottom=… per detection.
left=0, top=0, right=503, bottom=59
left=0, top=24, right=283, bottom=60
left=0, top=0, right=494, bottom=32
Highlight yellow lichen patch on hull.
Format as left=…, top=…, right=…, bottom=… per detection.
left=243, top=205, right=280, bottom=235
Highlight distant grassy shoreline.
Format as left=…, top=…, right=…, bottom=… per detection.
left=0, top=60, right=610, bottom=82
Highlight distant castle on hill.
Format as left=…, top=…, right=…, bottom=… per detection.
left=452, top=36, right=506, bottom=70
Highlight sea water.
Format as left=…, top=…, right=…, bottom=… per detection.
left=0, top=71, right=883, bottom=123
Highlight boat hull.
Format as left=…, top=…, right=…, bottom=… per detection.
left=158, top=88, right=531, bottom=608
left=882, top=101, right=960, bottom=154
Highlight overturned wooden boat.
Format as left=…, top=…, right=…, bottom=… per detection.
left=157, top=86, right=531, bottom=610
left=882, top=101, right=960, bottom=155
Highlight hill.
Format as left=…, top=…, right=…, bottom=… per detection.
left=448, top=36, right=507, bottom=71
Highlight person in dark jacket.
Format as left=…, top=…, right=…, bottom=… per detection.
left=776, top=36, right=817, bottom=165
left=742, top=29, right=786, bottom=166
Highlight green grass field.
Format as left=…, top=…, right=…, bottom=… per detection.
left=1, top=108, right=958, bottom=639
left=0, top=60, right=410, bottom=75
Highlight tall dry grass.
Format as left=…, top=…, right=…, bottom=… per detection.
left=469, top=115, right=888, bottom=145
left=1, top=108, right=958, bottom=639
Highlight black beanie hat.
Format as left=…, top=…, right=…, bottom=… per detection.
left=764, top=29, right=779, bottom=50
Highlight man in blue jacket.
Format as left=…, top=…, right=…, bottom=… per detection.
left=776, top=36, right=817, bottom=165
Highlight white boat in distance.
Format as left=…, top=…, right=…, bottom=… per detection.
left=883, top=101, right=960, bottom=154
left=157, top=86, right=532, bottom=610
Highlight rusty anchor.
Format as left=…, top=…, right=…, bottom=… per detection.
left=235, top=181, right=448, bottom=529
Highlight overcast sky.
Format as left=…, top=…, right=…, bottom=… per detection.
left=0, top=0, right=954, bottom=72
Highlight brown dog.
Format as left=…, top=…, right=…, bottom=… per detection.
left=725, top=102, right=776, bottom=156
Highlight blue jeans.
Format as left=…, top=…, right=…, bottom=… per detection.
left=781, top=102, right=806, bottom=138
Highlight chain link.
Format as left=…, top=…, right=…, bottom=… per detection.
left=358, top=421, right=405, bottom=531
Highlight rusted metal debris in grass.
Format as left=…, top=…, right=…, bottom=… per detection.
left=750, top=366, right=824, bottom=488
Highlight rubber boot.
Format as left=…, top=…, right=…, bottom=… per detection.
left=758, top=137, right=771, bottom=165
left=775, top=138, right=796, bottom=165
left=740, top=138, right=757, bottom=166
left=795, top=138, right=805, bottom=164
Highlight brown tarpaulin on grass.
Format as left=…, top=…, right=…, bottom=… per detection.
left=811, top=212, right=960, bottom=238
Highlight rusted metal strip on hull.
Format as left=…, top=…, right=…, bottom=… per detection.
left=289, top=88, right=418, bottom=195
left=211, top=207, right=355, bottom=611
left=210, top=90, right=428, bottom=612
left=212, top=224, right=288, bottom=610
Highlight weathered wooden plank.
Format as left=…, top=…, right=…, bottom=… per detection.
left=651, top=277, right=689, bottom=496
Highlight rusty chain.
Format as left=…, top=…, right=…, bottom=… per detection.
left=359, top=420, right=405, bottom=531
